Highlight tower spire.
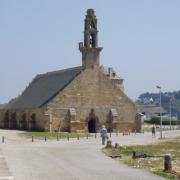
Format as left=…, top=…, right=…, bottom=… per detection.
left=79, top=9, right=102, bottom=69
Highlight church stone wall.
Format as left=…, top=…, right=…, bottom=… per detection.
left=48, top=67, right=139, bottom=132
left=0, top=108, right=49, bottom=131
left=0, top=67, right=141, bottom=132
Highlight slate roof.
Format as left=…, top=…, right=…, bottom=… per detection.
left=6, top=66, right=82, bottom=109
left=138, top=105, right=167, bottom=117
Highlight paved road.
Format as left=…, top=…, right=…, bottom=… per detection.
left=0, top=130, right=180, bottom=180
left=0, top=148, right=13, bottom=180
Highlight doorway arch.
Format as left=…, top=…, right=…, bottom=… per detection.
left=20, top=113, right=27, bottom=130
left=88, top=118, right=97, bottom=133
left=86, top=109, right=99, bottom=133
left=4, top=111, right=9, bottom=128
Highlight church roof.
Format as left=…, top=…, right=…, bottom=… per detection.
left=6, top=66, right=82, bottom=109
left=138, top=105, right=167, bottom=117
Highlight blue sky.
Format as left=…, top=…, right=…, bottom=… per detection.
left=0, top=1, right=180, bottom=103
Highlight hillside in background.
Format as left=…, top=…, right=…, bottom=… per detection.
left=0, top=104, right=6, bottom=109
left=137, top=90, right=180, bottom=119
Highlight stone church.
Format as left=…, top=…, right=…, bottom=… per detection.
left=0, top=9, right=142, bottom=133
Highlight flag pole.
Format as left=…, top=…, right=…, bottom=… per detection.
left=169, top=98, right=172, bottom=130
left=157, top=86, right=163, bottom=138
left=159, top=87, right=162, bottom=138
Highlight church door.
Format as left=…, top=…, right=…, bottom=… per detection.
left=88, top=118, right=96, bottom=133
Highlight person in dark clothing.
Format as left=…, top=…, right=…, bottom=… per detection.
left=152, top=124, right=156, bottom=138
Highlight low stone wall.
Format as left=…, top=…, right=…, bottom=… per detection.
left=116, top=122, right=138, bottom=132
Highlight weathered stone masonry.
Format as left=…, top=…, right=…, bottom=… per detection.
left=48, top=67, right=139, bottom=132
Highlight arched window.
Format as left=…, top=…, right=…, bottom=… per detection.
left=4, top=110, right=9, bottom=128
left=20, top=113, right=27, bottom=130
left=10, top=112, right=17, bottom=129
left=30, top=113, right=36, bottom=130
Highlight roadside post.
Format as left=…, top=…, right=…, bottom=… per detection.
left=2, top=136, right=4, bottom=143
left=164, top=154, right=172, bottom=172
left=32, top=136, right=34, bottom=142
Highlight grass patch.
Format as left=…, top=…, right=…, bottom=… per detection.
left=104, top=137, right=180, bottom=179
left=19, top=131, right=90, bottom=139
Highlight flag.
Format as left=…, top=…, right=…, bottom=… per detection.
left=156, top=85, right=161, bottom=89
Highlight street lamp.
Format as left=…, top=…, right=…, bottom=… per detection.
left=175, top=112, right=178, bottom=129
left=156, top=85, right=162, bottom=138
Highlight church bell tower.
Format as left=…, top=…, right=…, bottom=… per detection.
left=79, top=9, right=103, bottom=69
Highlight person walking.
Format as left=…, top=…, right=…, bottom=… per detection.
left=101, top=125, right=107, bottom=145
left=152, top=124, right=156, bottom=138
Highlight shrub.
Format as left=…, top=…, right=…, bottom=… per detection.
left=106, top=140, right=112, bottom=148
left=146, top=117, right=180, bottom=125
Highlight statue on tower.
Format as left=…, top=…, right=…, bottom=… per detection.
left=84, top=9, right=98, bottom=48
left=79, top=9, right=102, bottom=69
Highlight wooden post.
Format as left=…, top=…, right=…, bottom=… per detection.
left=2, top=136, right=4, bottom=143
left=32, top=136, right=34, bottom=142
left=132, top=151, right=136, bottom=159
left=115, top=143, right=119, bottom=148
left=67, top=134, right=69, bottom=141
left=164, top=154, right=172, bottom=172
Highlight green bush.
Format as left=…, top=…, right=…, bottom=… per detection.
left=106, top=140, right=112, bottom=148
left=146, top=117, right=180, bottom=125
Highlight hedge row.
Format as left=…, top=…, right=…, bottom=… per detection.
left=146, top=117, right=180, bottom=125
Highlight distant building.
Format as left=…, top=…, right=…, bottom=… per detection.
left=0, top=9, right=142, bottom=132
left=139, top=105, right=168, bottom=120
left=0, top=104, right=6, bottom=109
